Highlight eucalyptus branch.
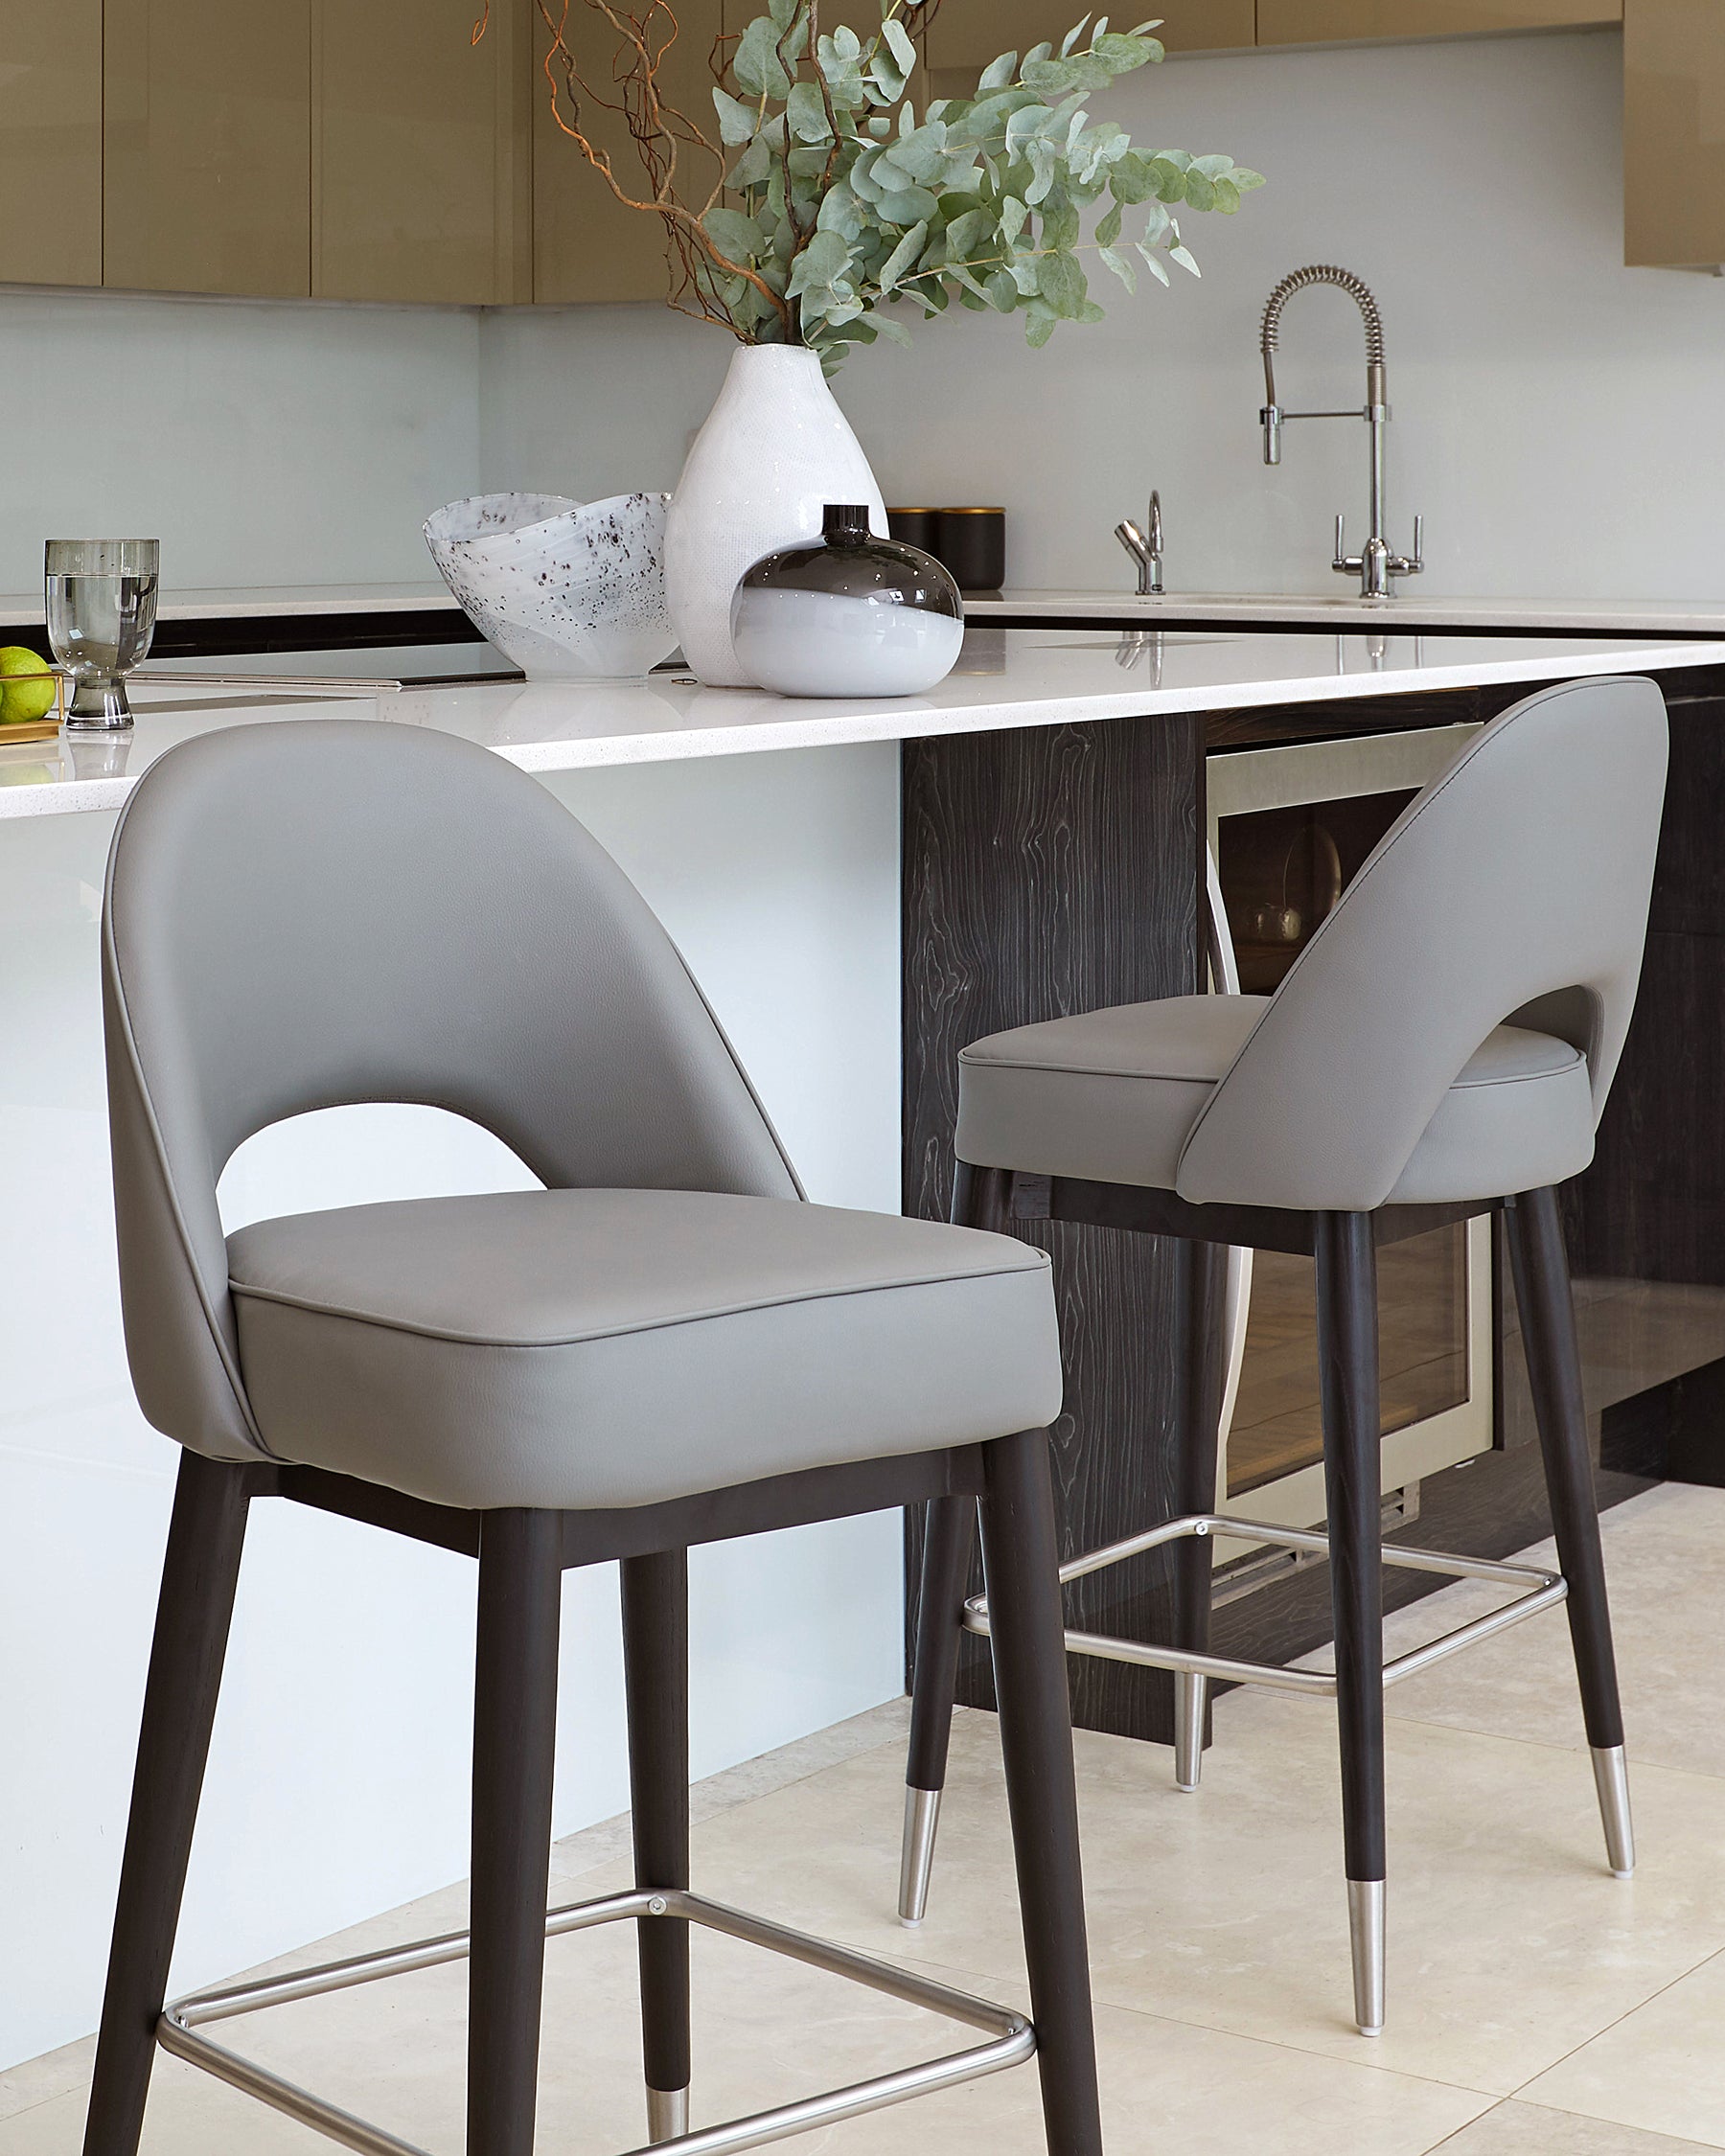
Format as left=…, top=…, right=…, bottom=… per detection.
left=505, top=5, right=1262, bottom=369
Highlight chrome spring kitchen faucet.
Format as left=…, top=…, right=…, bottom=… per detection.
left=1259, top=264, right=1424, bottom=601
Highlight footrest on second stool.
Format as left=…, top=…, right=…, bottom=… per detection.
left=958, top=1511, right=1568, bottom=1702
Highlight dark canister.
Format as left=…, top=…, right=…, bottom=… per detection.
left=935, top=507, right=1007, bottom=593
left=887, top=507, right=941, bottom=554
left=731, top=504, right=964, bottom=699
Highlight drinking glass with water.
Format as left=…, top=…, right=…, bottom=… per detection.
left=44, top=539, right=159, bottom=729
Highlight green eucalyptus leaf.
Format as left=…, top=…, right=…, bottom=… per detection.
left=702, top=205, right=764, bottom=264
left=1025, top=305, right=1059, bottom=348
left=1038, top=195, right=1081, bottom=252
left=1095, top=199, right=1123, bottom=248
left=734, top=14, right=792, bottom=97
left=1023, top=53, right=1115, bottom=97
left=1098, top=243, right=1136, bottom=292
left=1037, top=249, right=1088, bottom=318
left=727, top=133, right=775, bottom=189
left=786, top=81, right=834, bottom=142
left=1183, top=171, right=1215, bottom=212
left=978, top=50, right=1019, bottom=90
left=1168, top=241, right=1200, bottom=276
left=985, top=266, right=1020, bottom=311
left=1092, top=31, right=1159, bottom=72
left=1108, top=150, right=1151, bottom=203
left=787, top=228, right=852, bottom=295
left=877, top=184, right=940, bottom=223
left=879, top=218, right=930, bottom=290
left=882, top=15, right=918, bottom=75
left=713, top=87, right=763, bottom=146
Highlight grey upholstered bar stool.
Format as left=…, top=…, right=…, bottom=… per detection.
left=899, top=676, right=1668, bottom=2039
left=82, top=721, right=1102, bottom=2156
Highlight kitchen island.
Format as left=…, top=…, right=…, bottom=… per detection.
left=6, top=624, right=1718, bottom=2070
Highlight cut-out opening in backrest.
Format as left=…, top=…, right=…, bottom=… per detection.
left=218, top=1105, right=543, bottom=1237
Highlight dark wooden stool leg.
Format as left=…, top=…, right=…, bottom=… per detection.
left=980, top=1429, right=1104, bottom=2156
left=900, top=1494, right=978, bottom=1926
left=623, top=1548, right=693, bottom=2142
left=81, top=1453, right=253, bottom=2156
left=1172, top=1237, right=1228, bottom=1792
left=1507, top=1184, right=1635, bottom=1877
left=899, top=1162, right=1010, bottom=1924
left=1316, top=1211, right=1387, bottom=2039
left=469, top=1510, right=563, bottom=2156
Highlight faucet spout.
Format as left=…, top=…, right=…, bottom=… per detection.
left=1255, top=264, right=1421, bottom=598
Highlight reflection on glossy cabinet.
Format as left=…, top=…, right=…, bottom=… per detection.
left=1256, top=0, right=1618, bottom=42
left=534, top=0, right=726, bottom=305
left=104, top=0, right=312, bottom=297
left=0, top=1, right=103, bottom=287
left=1625, top=1, right=1725, bottom=268
left=314, top=0, right=533, bottom=304
left=929, top=0, right=1254, bottom=69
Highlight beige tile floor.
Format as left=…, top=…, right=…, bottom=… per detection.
left=6, top=1483, right=1725, bottom=2154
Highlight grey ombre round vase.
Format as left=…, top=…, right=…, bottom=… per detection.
left=730, top=505, right=964, bottom=700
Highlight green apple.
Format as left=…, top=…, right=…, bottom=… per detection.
left=0, top=646, right=57, bottom=724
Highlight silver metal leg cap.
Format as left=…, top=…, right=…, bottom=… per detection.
left=898, top=1785, right=941, bottom=1927
left=1347, top=1878, right=1386, bottom=2037
left=647, top=2086, right=690, bottom=2144
left=1174, top=1670, right=1207, bottom=1793
left=1592, top=1744, right=1636, bottom=1878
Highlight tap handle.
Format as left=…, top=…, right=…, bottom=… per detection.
left=1333, top=514, right=1347, bottom=570
left=1147, top=489, right=1163, bottom=557
left=1410, top=514, right=1425, bottom=572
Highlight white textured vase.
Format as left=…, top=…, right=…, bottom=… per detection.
left=665, top=344, right=888, bottom=688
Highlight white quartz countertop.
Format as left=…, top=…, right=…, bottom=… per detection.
left=2, top=625, right=1715, bottom=821
left=969, top=590, right=1725, bottom=636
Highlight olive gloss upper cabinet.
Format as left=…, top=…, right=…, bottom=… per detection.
left=927, top=0, right=1255, bottom=71
left=1624, top=1, right=1725, bottom=268
left=1257, top=1, right=1619, bottom=41
left=534, top=0, right=727, bottom=305
left=0, top=0, right=103, bottom=287
left=314, top=0, right=533, bottom=305
left=104, top=0, right=313, bottom=297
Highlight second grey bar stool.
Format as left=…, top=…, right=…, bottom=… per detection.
left=899, top=675, right=1668, bottom=2038
left=82, top=721, right=1102, bottom=2156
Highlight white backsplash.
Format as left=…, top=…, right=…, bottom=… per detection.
left=0, top=290, right=481, bottom=595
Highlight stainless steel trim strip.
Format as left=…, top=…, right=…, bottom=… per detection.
left=160, top=1887, right=1033, bottom=2156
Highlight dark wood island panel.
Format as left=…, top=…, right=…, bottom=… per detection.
left=902, top=711, right=1207, bottom=1744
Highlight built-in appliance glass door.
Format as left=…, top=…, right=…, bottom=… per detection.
left=1208, top=725, right=1493, bottom=1532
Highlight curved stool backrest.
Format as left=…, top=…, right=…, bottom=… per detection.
left=1177, top=675, right=1669, bottom=1211
left=102, top=719, right=799, bottom=1465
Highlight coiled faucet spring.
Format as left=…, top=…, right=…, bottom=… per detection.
left=1255, top=264, right=1421, bottom=599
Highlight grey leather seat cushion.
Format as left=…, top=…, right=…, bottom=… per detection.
left=956, top=995, right=1597, bottom=1208
left=228, top=1187, right=1063, bottom=1512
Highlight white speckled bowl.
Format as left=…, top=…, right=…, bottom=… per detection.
left=424, top=492, right=678, bottom=679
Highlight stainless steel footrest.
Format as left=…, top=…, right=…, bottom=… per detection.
left=159, top=1886, right=1035, bottom=2156
left=961, top=1512, right=1568, bottom=1697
